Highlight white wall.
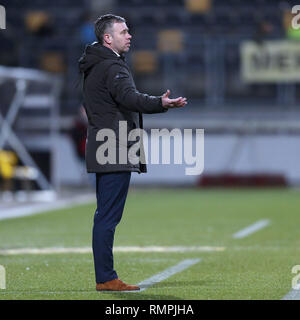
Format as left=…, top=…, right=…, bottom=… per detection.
left=51, top=133, right=300, bottom=187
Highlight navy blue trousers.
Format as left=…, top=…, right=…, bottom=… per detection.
left=92, top=172, right=131, bottom=284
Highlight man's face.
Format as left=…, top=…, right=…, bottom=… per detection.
left=108, top=22, right=132, bottom=54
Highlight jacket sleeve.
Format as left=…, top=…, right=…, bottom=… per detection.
left=106, top=63, right=168, bottom=114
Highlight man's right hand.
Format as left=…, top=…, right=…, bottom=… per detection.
left=161, top=90, right=187, bottom=109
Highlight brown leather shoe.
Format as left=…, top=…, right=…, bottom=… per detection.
left=96, top=278, right=140, bottom=291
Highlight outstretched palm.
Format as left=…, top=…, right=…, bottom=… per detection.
left=161, top=90, right=187, bottom=108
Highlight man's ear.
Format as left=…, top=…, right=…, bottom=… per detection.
left=103, top=33, right=112, bottom=45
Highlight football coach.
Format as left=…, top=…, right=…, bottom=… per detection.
left=78, top=14, right=187, bottom=291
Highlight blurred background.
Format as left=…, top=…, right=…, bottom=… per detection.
left=0, top=0, right=299, bottom=205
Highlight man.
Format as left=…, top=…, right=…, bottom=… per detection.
left=78, top=14, right=187, bottom=292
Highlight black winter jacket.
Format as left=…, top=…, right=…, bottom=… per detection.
left=78, top=42, right=167, bottom=173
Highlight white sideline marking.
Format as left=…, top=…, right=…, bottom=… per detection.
left=232, top=219, right=270, bottom=239
left=136, top=258, right=201, bottom=292
left=0, top=260, right=201, bottom=295
left=282, top=289, right=300, bottom=300
left=0, top=246, right=225, bottom=255
left=114, top=246, right=225, bottom=253
left=0, top=194, right=95, bottom=221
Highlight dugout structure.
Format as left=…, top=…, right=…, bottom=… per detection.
left=0, top=65, right=62, bottom=195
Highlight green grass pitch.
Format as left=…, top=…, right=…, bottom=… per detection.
left=0, top=188, right=299, bottom=300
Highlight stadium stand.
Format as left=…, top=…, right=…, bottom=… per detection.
left=1, top=0, right=299, bottom=191
left=0, top=0, right=296, bottom=113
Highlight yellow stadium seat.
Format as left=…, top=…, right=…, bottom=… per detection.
left=132, top=50, right=157, bottom=73
left=24, top=11, right=50, bottom=33
left=158, top=29, right=183, bottom=53
left=0, top=150, right=18, bottom=180
left=185, top=0, right=211, bottom=13
left=39, top=52, right=66, bottom=73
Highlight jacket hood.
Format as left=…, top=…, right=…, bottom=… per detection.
left=78, top=42, right=123, bottom=74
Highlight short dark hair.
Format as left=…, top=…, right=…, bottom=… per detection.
left=94, top=14, right=126, bottom=44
